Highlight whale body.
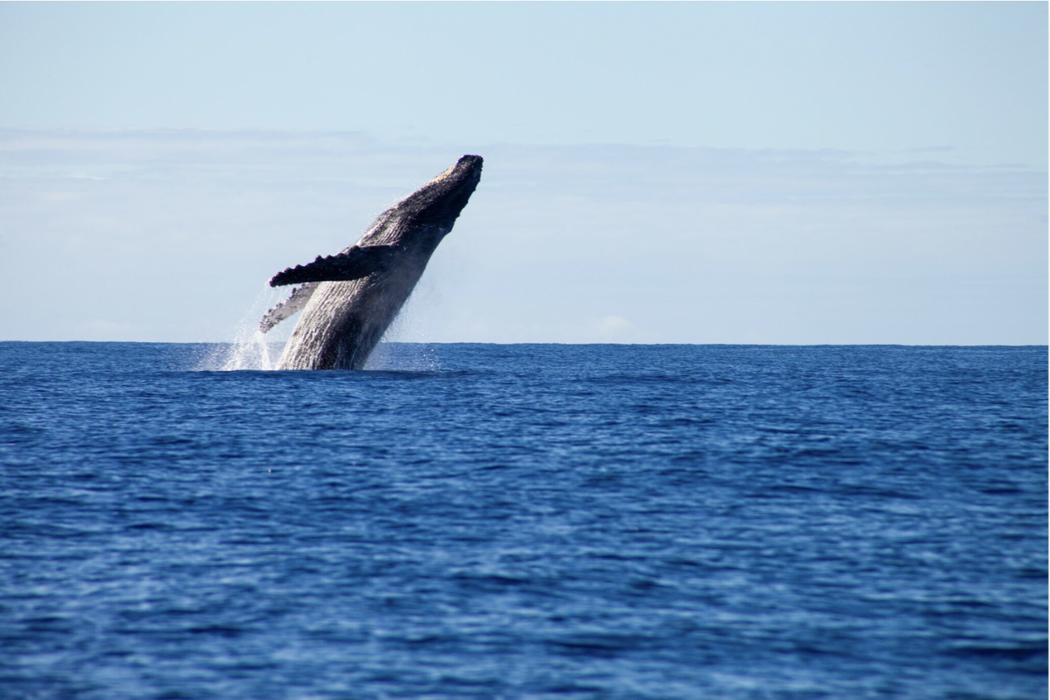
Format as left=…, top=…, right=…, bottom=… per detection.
left=261, top=155, right=483, bottom=370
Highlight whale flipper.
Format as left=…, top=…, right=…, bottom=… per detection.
left=269, top=245, right=400, bottom=287
left=259, top=283, right=319, bottom=333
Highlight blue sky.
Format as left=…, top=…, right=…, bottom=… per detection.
left=0, top=3, right=1046, bottom=344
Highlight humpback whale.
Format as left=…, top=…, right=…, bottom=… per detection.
left=260, top=155, right=483, bottom=370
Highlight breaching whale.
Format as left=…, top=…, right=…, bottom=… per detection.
left=260, top=155, right=483, bottom=370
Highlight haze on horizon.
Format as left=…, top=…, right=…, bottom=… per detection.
left=0, top=3, right=1046, bottom=345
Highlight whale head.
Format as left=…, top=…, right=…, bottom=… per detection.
left=395, top=154, right=483, bottom=230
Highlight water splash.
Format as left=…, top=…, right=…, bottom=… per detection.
left=198, top=286, right=293, bottom=371
left=360, top=294, right=441, bottom=372
left=197, top=286, right=442, bottom=372
left=220, top=330, right=279, bottom=371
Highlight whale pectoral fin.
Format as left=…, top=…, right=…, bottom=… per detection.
left=269, top=245, right=399, bottom=287
left=259, top=283, right=319, bottom=333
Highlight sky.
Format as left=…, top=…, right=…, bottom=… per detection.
left=0, top=2, right=1046, bottom=344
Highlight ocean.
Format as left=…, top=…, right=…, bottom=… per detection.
left=1, top=342, right=1046, bottom=699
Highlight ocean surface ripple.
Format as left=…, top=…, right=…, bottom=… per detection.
left=0, top=343, right=1046, bottom=699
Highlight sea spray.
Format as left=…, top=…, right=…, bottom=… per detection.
left=199, top=284, right=439, bottom=372
left=359, top=292, right=442, bottom=372
left=198, top=286, right=294, bottom=371
left=220, top=330, right=278, bottom=371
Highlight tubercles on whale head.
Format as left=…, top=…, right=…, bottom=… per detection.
left=402, top=155, right=483, bottom=227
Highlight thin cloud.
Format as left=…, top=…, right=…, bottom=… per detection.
left=0, top=129, right=1044, bottom=344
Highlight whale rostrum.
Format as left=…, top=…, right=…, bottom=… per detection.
left=261, top=155, right=483, bottom=370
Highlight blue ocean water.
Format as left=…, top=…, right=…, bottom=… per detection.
left=0, top=342, right=1046, bottom=699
